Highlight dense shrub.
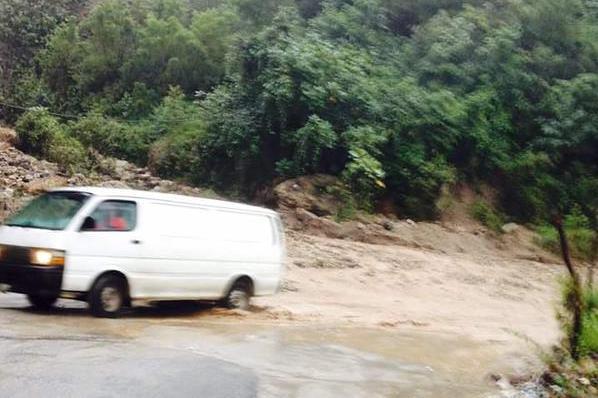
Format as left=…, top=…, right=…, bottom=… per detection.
left=15, top=108, right=87, bottom=171
left=145, top=86, right=205, bottom=178
left=291, top=115, right=337, bottom=175
left=148, top=129, right=202, bottom=180
left=46, top=131, right=87, bottom=172
left=342, top=148, right=385, bottom=211
left=67, top=114, right=153, bottom=165
left=15, top=107, right=61, bottom=156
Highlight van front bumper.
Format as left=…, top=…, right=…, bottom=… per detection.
left=0, top=264, right=63, bottom=297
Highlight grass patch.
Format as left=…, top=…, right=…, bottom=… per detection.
left=579, top=288, right=598, bottom=357
left=543, top=281, right=598, bottom=397
left=558, top=279, right=598, bottom=357
left=470, top=200, right=505, bottom=232
left=321, top=183, right=359, bottom=222
left=536, top=211, right=596, bottom=261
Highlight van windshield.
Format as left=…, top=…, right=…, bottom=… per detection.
left=4, top=192, right=90, bottom=231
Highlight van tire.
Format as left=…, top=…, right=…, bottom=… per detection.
left=27, top=294, right=57, bottom=310
left=89, top=275, right=127, bottom=318
left=225, top=280, right=252, bottom=311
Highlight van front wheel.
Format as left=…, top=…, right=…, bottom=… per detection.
left=225, top=280, right=252, bottom=311
left=89, top=275, right=127, bottom=318
left=27, top=294, right=57, bottom=310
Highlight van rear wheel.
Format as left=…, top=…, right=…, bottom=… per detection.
left=89, top=275, right=127, bottom=318
left=27, top=294, right=57, bottom=310
left=225, top=280, right=252, bottom=311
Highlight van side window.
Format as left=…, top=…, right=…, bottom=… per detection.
left=82, top=201, right=137, bottom=232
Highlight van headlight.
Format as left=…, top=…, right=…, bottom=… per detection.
left=30, top=249, right=65, bottom=266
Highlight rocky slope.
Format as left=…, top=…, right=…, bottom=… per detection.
left=0, top=127, right=213, bottom=220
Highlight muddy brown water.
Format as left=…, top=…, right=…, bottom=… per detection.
left=0, top=294, right=539, bottom=397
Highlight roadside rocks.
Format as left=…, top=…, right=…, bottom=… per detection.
left=506, top=382, right=548, bottom=398
left=67, top=173, right=87, bottom=185
left=0, top=142, right=63, bottom=218
left=502, top=223, right=521, bottom=234
left=274, top=174, right=343, bottom=217
left=489, top=373, right=548, bottom=398
left=0, top=127, right=17, bottom=146
left=25, top=176, right=69, bottom=194
left=0, top=128, right=217, bottom=221
left=293, top=256, right=360, bottom=269
left=295, top=208, right=320, bottom=223
left=286, top=207, right=401, bottom=245
left=382, top=220, right=394, bottom=231
left=97, top=180, right=131, bottom=189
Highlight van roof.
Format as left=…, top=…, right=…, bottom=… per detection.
left=51, top=187, right=278, bottom=216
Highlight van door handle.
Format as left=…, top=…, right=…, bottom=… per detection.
left=131, top=240, right=142, bottom=245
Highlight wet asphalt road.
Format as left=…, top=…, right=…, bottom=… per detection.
left=0, top=339, right=257, bottom=397
left=0, top=296, right=257, bottom=398
left=0, top=294, right=505, bottom=398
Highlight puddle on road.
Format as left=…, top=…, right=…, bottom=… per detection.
left=0, top=294, right=539, bottom=398
left=137, top=323, right=529, bottom=398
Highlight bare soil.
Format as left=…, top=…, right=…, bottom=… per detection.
left=250, top=174, right=565, bottom=351
left=249, top=225, right=562, bottom=347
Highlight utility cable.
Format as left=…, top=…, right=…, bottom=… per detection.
left=0, top=100, right=204, bottom=125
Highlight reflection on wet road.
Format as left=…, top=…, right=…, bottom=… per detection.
left=0, top=294, right=524, bottom=397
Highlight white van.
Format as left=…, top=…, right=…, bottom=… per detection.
left=0, top=187, right=286, bottom=317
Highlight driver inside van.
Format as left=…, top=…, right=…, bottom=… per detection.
left=94, top=209, right=127, bottom=231
left=108, top=210, right=128, bottom=231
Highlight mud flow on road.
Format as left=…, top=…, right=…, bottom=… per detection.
left=0, top=294, right=539, bottom=398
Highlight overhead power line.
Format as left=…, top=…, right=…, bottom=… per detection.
left=0, top=101, right=80, bottom=120
left=0, top=101, right=204, bottom=125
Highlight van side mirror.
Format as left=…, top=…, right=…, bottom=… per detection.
left=81, top=216, right=96, bottom=231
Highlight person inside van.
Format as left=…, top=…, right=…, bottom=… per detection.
left=108, top=210, right=128, bottom=231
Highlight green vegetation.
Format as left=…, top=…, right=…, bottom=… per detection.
left=0, top=0, right=89, bottom=120
left=545, top=279, right=598, bottom=396
left=545, top=353, right=598, bottom=398
left=325, top=184, right=357, bottom=222
left=560, top=279, right=598, bottom=358
left=470, top=200, right=505, bottom=233
left=14, top=108, right=61, bottom=156
left=537, top=211, right=596, bottom=262
left=0, top=0, right=597, bottom=226
left=15, top=107, right=87, bottom=171
left=580, top=289, right=598, bottom=357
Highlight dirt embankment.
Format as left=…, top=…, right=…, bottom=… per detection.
left=0, top=127, right=564, bottom=347
left=257, top=229, right=561, bottom=344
